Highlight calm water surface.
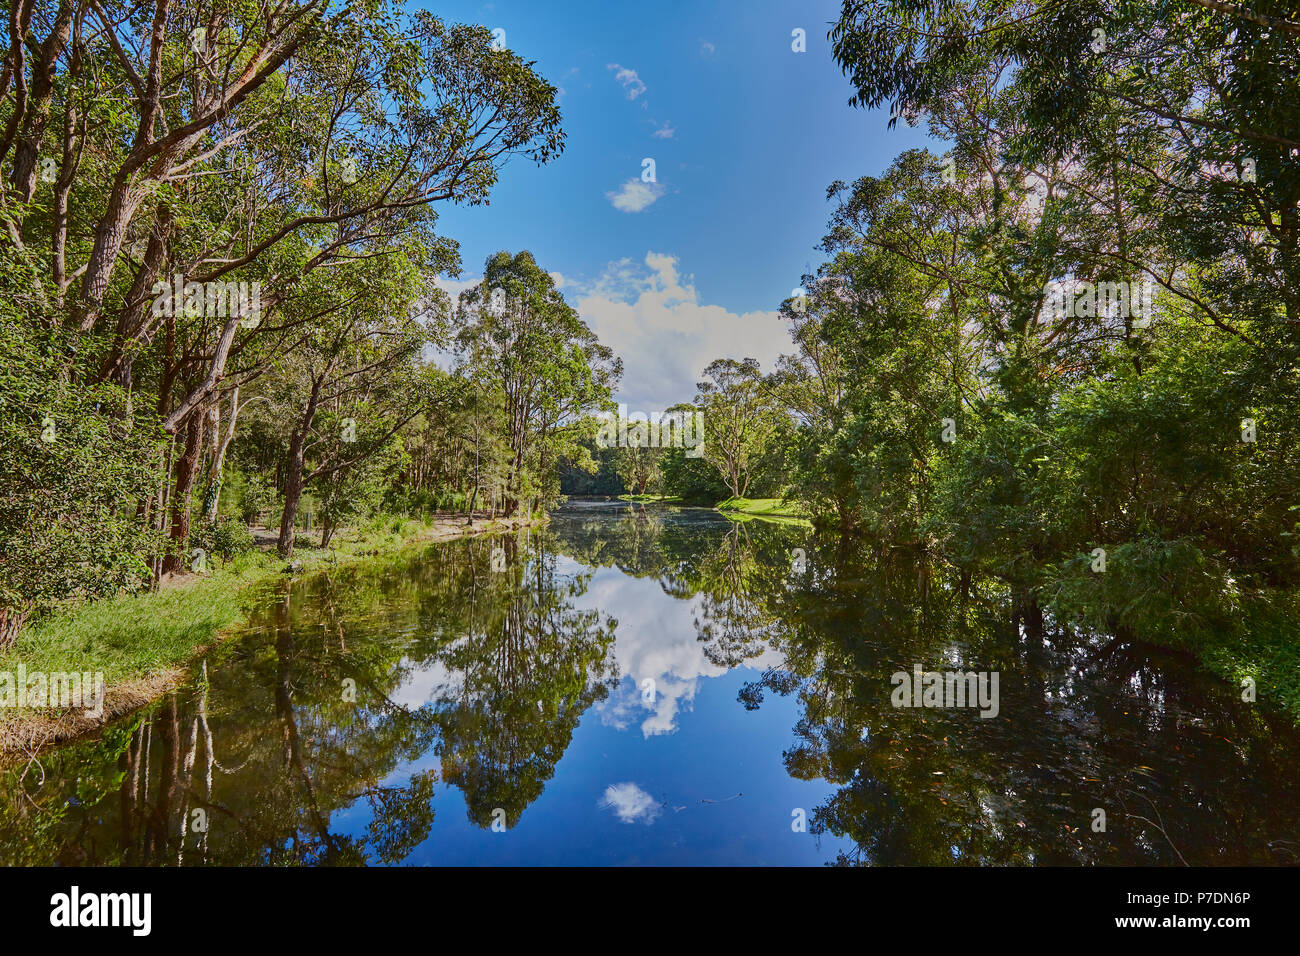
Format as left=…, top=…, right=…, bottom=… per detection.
left=3, top=501, right=1298, bottom=865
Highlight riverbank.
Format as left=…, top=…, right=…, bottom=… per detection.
left=715, top=496, right=813, bottom=527
left=614, top=492, right=814, bottom=523
left=0, top=513, right=529, bottom=755
left=1172, top=589, right=1300, bottom=725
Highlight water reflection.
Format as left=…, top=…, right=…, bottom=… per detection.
left=564, top=507, right=787, bottom=736
left=1, top=502, right=1297, bottom=865
left=744, top=538, right=1300, bottom=865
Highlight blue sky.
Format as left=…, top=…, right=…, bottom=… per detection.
left=376, top=548, right=853, bottom=864
left=427, top=0, right=940, bottom=409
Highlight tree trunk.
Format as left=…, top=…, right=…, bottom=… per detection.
left=161, top=411, right=205, bottom=574
left=835, top=494, right=857, bottom=535
left=51, top=101, right=80, bottom=307
left=9, top=0, right=74, bottom=205
left=278, top=383, right=322, bottom=557
left=75, top=172, right=147, bottom=332
left=278, top=433, right=306, bottom=558
left=205, top=387, right=240, bottom=522
left=504, top=426, right=525, bottom=516
left=100, top=203, right=174, bottom=387
left=0, top=606, right=30, bottom=651
left=466, top=438, right=480, bottom=527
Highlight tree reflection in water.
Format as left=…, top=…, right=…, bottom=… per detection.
left=2, top=504, right=1298, bottom=865
left=739, top=537, right=1300, bottom=865
left=0, top=530, right=617, bottom=864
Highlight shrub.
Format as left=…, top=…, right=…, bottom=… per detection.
left=0, top=320, right=165, bottom=645
left=190, top=517, right=256, bottom=562
left=239, top=473, right=280, bottom=525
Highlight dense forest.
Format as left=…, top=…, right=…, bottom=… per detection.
left=626, top=1, right=1300, bottom=679
left=0, top=1, right=625, bottom=648
left=3, top=0, right=1298, bottom=691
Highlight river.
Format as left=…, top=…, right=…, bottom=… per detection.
left=2, top=500, right=1297, bottom=865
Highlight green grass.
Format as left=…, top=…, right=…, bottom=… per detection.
left=618, top=493, right=684, bottom=503
left=1193, top=589, right=1300, bottom=725
left=10, top=553, right=274, bottom=687
left=715, top=496, right=813, bottom=526
left=2, top=514, right=504, bottom=707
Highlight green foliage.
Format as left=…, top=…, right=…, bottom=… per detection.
left=191, top=517, right=257, bottom=563
left=559, top=440, right=625, bottom=496
left=319, top=435, right=409, bottom=538
left=235, top=472, right=281, bottom=526
left=1, top=0, right=575, bottom=620
left=455, top=251, right=622, bottom=515
left=659, top=445, right=730, bottom=503
left=677, top=0, right=1300, bottom=723
left=695, top=358, right=787, bottom=499
left=0, top=321, right=165, bottom=629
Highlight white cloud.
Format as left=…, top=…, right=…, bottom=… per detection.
left=700, top=40, right=715, bottom=55
left=605, top=178, right=665, bottom=213
left=434, top=255, right=792, bottom=414
left=599, top=782, right=661, bottom=824
left=605, top=63, right=646, bottom=100
left=578, top=568, right=783, bottom=737
left=574, top=252, right=792, bottom=410
left=389, top=655, right=466, bottom=709
left=651, top=121, right=675, bottom=139
left=586, top=573, right=718, bottom=735
left=431, top=274, right=478, bottom=303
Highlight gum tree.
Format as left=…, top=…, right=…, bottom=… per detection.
left=695, top=357, right=785, bottom=501
left=455, top=251, right=622, bottom=517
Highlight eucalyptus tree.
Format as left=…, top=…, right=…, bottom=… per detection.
left=829, top=0, right=1300, bottom=397
left=614, top=438, right=662, bottom=497
left=773, top=276, right=853, bottom=529
left=1, top=2, right=568, bottom=619
left=454, top=251, right=622, bottom=517
left=694, top=357, right=786, bottom=500
left=269, top=259, right=440, bottom=556
left=822, top=0, right=1300, bottom=620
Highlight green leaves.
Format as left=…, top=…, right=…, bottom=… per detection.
left=0, top=323, right=165, bottom=624
left=453, top=251, right=621, bottom=515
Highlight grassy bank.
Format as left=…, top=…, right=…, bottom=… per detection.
left=0, top=513, right=521, bottom=752
left=618, top=493, right=685, bottom=503
left=1186, top=590, right=1300, bottom=725
left=715, top=496, right=813, bottom=527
